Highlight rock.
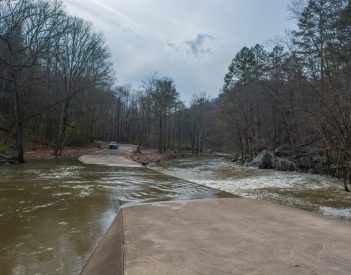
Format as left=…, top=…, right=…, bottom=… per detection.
left=276, top=158, right=296, bottom=171
left=247, top=150, right=275, bottom=169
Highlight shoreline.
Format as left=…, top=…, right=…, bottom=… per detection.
left=9, top=143, right=346, bottom=190
left=16, top=141, right=106, bottom=162
left=128, top=148, right=223, bottom=166
left=129, top=148, right=186, bottom=166
left=24, top=145, right=101, bottom=161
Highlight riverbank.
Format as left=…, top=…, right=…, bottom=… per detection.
left=18, top=141, right=185, bottom=166
left=129, top=148, right=187, bottom=166
left=24, top=144, right=100, bottom=160
left=128, top=147, right=222, bottom=166
left=1, top=144, right=100, bottom=164
left=14, top=141, right=105, bottom=161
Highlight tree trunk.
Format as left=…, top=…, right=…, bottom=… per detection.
left=13, top=74, right=24, bottom=163
left=14, top=110, right=24, bottom=163
left=158, top=116, right=163, bottom=154
left=344, top=166, right=351, bottom=192
left=172, top=111, right=176, bottom=148
left=163, top=110, right=167, bottom=152
left=90, top=88, right=96, bottom=140
left=343, top=176, right=350, bottom=192
left=55, top=100, right=69, bottom=156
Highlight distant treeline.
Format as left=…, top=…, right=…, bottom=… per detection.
left=0, top=0, right=113, bottom=162
left=1, top=0, right=351, bottom=191
left=220, top=0, right=351, bottom=190
left=0, top=0, right=218, bottom=162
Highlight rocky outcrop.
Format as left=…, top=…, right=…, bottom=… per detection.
left=276, top=158, right=296, bottom=171
left=247, top=150, right=275, bottom=169
left=244, top=148, right=328, bottom=173
left=246, top=149, right=296, bottom=171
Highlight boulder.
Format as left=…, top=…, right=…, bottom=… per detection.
left=247, top=150, right=275, bottom=169
left=276, top=158, right=296, bottom=171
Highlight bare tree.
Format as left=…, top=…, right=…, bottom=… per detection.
left=52, top=16, right=113, bottom=156
left=0, top=0, right=67, bottom=162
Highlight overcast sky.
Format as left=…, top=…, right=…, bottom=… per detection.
left=64, top=0, right=296, bottom=102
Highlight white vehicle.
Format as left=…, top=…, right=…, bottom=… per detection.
left=108, top=141, right=118, bottom=149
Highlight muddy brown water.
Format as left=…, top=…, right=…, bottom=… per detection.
left=0, top=159, right=232, bottom=274
left=2, top=156, right=351, bottom=274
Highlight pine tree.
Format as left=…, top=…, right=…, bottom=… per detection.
left=292, top=0, right=347, bottom=82
left=222, top=44, right=267, bottom=91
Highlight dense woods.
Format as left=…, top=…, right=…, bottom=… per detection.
left=0, top=0, right=220, bottom=162
left=1, top=0, right=351, bottom=191
left=220, top=0, right=351, bottom=190
left=0, top=0, right=113, bottom=162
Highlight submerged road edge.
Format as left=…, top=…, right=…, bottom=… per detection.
left=81, top=209, right=124, bottom=275
left=81, top=197, right=351, bottom=274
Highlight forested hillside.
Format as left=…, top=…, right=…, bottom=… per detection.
left=0, top=0, right=220, bottom=162
left=220, top=0, right=351, bottom=190
left=1, top=0, right=351, bottom=191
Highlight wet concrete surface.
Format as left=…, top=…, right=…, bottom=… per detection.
left=83, top=198, right=351, bottom=275
left=79, top=144, right=141, bottom=167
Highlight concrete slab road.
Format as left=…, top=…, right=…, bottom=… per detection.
left=79, top=144, right=140, bottom=167
left=82, top=198, right=351, bottom=275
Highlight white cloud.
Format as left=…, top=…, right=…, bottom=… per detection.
left=167, top=33, right=215, bottom=62
left=63, top=0, right=296, bottom=102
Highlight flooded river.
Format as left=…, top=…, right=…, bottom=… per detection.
left=0, top=159, right=231, bottom=274
left=153, top=155, right=351, bottom=220
left=2, top=155, right=351, bottom=274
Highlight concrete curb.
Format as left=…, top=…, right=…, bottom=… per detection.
left=81, top=210, right=124, bottom=275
